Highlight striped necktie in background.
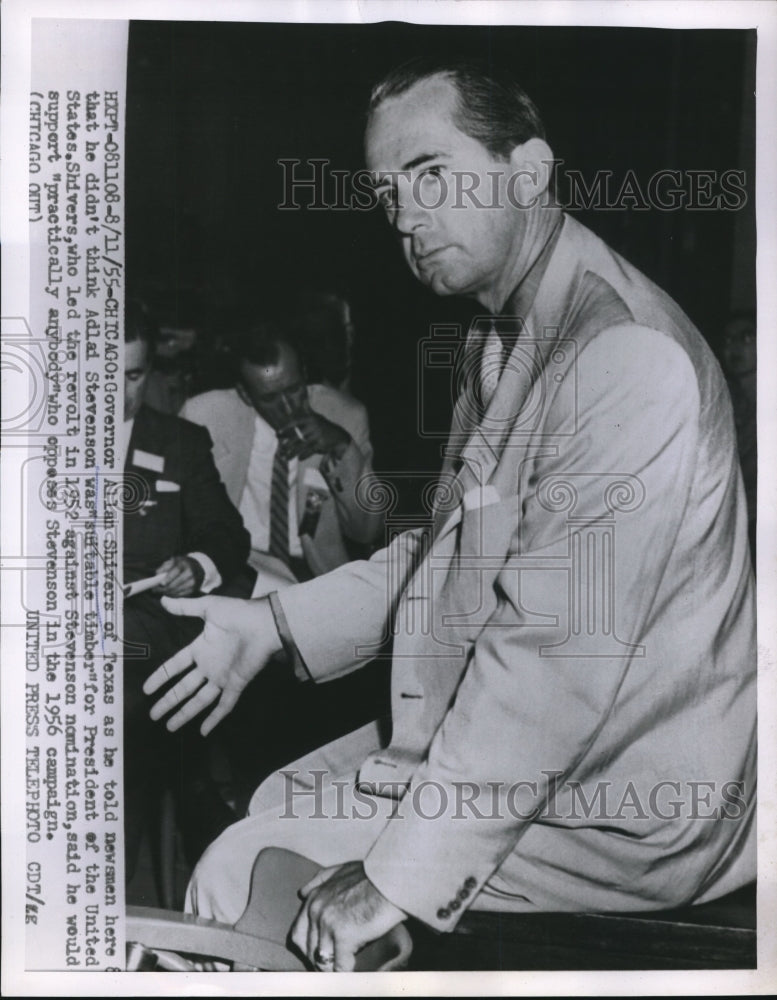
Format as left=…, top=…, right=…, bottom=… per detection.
left=269, top=444, right=290, bottom=564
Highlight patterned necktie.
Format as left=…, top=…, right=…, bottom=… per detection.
left=269, top=444, right=290, bottom=564
left=479, top=323, right=504, bottom=409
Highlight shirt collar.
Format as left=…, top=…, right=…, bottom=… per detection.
left=502, top=213, right=564, bottom=330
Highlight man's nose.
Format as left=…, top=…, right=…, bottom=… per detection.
left=394, top=185, right=430, bottom=235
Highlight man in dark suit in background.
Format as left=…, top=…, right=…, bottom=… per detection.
left=122, top=301, right=251, bottom=876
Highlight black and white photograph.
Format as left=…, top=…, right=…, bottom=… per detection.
left=2, top=0, right=776, bottom=994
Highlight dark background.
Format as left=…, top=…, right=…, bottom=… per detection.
left=126, top=21, right=756, bottom=515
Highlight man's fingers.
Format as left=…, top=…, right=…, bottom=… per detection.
left=200, top=688, right=239, bottom=737
left=306, top=895, right=320, bottom=971
left=160, top=595, right=209, bottom=619
left=283, top=440, right=305, bottom=459
left=163, top=565, right=188, bottom=586
left=331, top=930, right=356, bottom=973
left=289, top=901, right=310, bottom=964
left=165, top=680, right=222, bottom=732
left=147, top=666, right=206, bottom=721
left=318, top=926, right=340, bottom=973
left=143, top=643, right=196, bottom=695
left=162, top=575, right=196, bottom=598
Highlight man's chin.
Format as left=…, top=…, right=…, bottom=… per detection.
left=415, top=265, right=464, bottom=297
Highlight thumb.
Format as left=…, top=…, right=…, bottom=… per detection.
left=160, top=594, right=210, bottom=619
left=298, top=864, right=341, bottom=899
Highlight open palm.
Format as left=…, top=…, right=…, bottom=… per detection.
left=143, top=595, right=283, bottom=735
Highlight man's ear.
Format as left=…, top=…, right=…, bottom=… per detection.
left=507, top=137, right=554, bottom=208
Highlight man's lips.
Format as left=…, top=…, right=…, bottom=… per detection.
left=415, top=246, right=451, bottom=267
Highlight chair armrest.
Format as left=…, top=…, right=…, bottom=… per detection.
left=126, top=902, right=413, bottom=972
left=126, top=906, right=303, bottom=970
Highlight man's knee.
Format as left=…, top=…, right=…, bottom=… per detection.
left=186, top=817, right=273, bottom=924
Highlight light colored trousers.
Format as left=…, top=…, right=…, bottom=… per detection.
left=187, top=721, right=397, bottom=923
left=186, top=720, right=514, bottom=924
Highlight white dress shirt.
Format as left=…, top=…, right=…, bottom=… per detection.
left=238, top=414, right=303, bottom=559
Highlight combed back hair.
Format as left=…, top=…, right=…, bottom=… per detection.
left=231, top=319, right=293, bottom=370
left=368, top=57, right=546, bottom=160
left=125, top=298, right=158, bottom=355
left=289, top=289, right=351, bottom=387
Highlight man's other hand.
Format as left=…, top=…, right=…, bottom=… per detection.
left=291, top=861, right=406, bottom=972
left=143, top=595, right=282, bottom=735
left=153, top=555, right=204, bottom=597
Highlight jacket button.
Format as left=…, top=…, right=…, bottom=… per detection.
left=458, top=888, right=470, bottom=901
left=464, top=876, right=477, bottom=890
left=436, top=907, right=450, bottom=920
left=450, top=899, right=461, bottom=911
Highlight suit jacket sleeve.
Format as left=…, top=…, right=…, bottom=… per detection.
left=362, top=325, right=705, bottom=928
left=319, top=402, right=383, bottom=545
left=277, top=524, right=429, bottom=681
left=180, top=420, right=251, bottom=586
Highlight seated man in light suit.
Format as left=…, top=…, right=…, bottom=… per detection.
left=181, top=321, right=382, bottom=586
left=146, top=58, right=756, bottom=971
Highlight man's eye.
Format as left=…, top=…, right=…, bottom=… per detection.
left=417, top=165, right=444, bottom=184
left=378, top=189, right=397, bottom=210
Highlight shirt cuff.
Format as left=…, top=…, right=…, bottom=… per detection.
left=188, top=552, right=221, bottom=593
left=268, top=590, right=312, bottom=682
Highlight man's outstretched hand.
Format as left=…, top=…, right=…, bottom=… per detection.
left=291, top=861, right=406, bottom=972
left=143, top=595, right=283, bottom=735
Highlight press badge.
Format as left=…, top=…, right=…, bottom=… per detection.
left=132, top=449, right=165, bottom=473
left=299, top=467, right=330, bottom=537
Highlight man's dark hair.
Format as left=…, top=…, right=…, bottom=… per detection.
left=125, top=297, right=158, bottom=356
left=289, top=289, right=351, bottom=387
left=368, top=57, right=545, bottom=160
left=231, top=318, right=296, bottom=371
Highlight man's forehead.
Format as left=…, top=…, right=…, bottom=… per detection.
left=365, top=75, right=461, bottom=173
left=125, top=338, right=150, bottom=369
left=242, top=353, right=301, bottom=391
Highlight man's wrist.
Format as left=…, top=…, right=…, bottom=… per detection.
left=366, top=872, right=407, bottom=923
left=184, top=555, right=206, bottom=592
left=267, top=590, right=312, bottom=680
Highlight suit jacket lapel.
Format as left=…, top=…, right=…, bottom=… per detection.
left=126, top=404, right=150, bottom=456
left=432, top=216, right=575, bottom=538
left=432, top=333, right=538, bottom=540
left=217, top=396, right=257, bottom=505
left=125, top=405, right=158, bottom=470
